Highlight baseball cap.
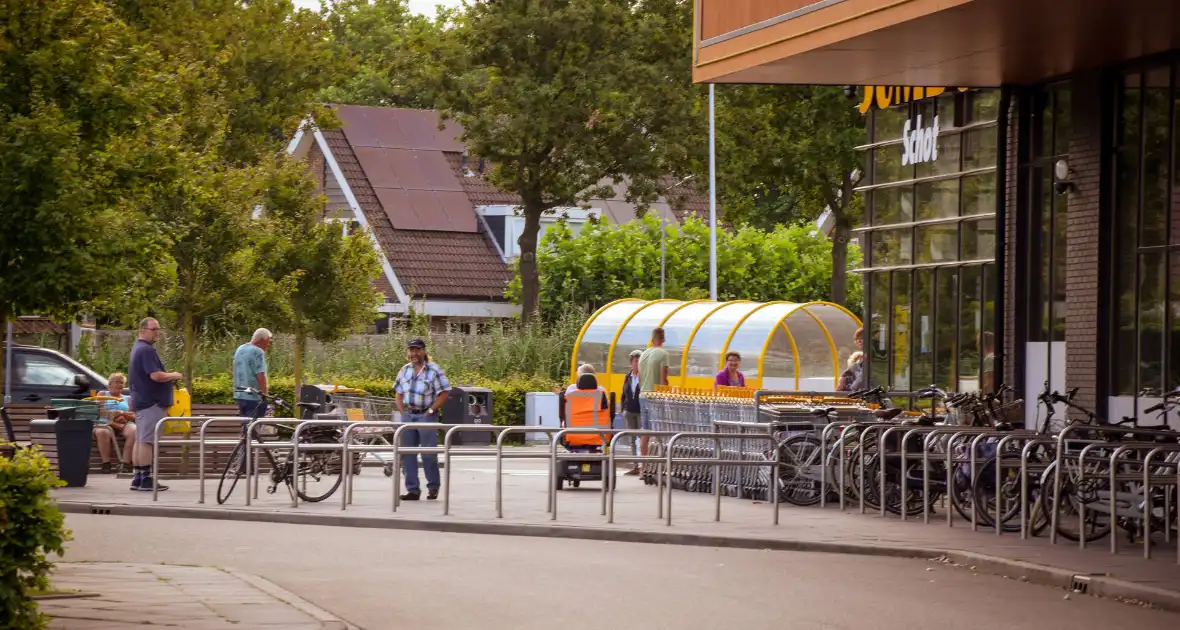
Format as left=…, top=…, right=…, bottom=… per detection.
left=407, top=338, right=427, bottom=349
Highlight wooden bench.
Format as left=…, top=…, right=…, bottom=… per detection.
left=6, top=403, right=273, bottom=480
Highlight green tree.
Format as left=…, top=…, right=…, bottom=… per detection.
left=436, top=0, right=696, bottom=321
left=104, top=0, right=350, bottom=379
left=512, top=215, right=861, bottom=321
left=699, top=85, right=866, bottom=307
left=253, top=158, right=382, bottom=394
left=321, top=0, right=461, bottom=109
left=0, top=0, right=186, bottom=396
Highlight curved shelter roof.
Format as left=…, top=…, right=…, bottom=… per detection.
left=571, top=299, right=863, bottom=395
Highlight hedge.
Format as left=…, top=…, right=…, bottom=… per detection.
left=0, top=447, right=70, bottom=630
left=190, top=373, right=561, bottom=429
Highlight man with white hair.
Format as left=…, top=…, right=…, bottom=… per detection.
left=233, top=328, right=272, bottom=418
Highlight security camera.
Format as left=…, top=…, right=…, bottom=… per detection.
left=1053, top=159, right=1074, bottom=195
left=843, top=85, right=858, bottom=101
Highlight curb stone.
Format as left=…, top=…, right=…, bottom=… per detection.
left=57, top=500, right=1180, bottom=614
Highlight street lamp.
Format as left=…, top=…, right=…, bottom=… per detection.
left=661, top=174, right=695, bottom=299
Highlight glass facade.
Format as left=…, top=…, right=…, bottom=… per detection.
left=858, top=89, right=1001, bottom=394
left=1110, top=64, right=1180, bottom=396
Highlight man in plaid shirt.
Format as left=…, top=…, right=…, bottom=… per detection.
left=394, top=338, right=451, bottom=500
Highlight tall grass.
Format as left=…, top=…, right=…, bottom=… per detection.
left=76, top=309, right=587, bottom=384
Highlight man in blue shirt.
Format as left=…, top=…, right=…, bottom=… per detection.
left=233, top=328, right=271, bottom=419
left=394, top=338, right=450, bottom=501
left=127, top=317, right=184, bottom=492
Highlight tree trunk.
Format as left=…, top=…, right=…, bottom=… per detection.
left=829, top=172, right=854, bottom=307
left=517, top=204, right=544, bottom=323
left=182, top=311, right=196, bottom=392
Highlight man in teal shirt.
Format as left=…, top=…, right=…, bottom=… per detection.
left=233, top=328, right=271, bottom=418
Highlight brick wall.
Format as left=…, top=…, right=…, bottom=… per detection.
left=1063, top=72, right=1105, bottom=419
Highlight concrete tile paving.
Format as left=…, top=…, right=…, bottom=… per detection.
left=41, top=563, right=347, bottom=630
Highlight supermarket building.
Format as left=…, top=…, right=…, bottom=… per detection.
left=694, top=0, right=1180, bottom=427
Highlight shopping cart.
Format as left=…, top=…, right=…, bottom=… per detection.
left=324, top=394, right=400, bottom=477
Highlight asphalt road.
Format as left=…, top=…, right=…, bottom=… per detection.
left=62, top=514, right=1180, bottom=630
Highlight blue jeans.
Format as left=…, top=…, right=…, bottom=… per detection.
left=237, top=399, right=267, bottom=420
left=638, top=397, right=654, bottom=430
left=401, top=412, right=440, bottom=492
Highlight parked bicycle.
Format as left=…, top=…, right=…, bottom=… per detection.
left=215, top=387, right=344, bottom=505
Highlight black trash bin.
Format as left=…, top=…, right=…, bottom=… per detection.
left=441, top=386, right=494, bottom=445
left=29, top=407, right=94, bottom=487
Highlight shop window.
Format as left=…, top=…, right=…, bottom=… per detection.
left=1110, top=64, right=1180, bottom=396
left=1021, top=83, right=1071, bottom=346
left=857, top=88, right=1001, bottom=395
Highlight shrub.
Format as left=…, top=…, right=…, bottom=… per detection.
left=0, top=447, right=70, bottom=630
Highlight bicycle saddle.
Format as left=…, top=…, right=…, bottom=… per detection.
left=810, top=407, right=836, bottom=417
left=873, top=408, right=904, bottom=420
left=993, top=422, right=1014, bottom=432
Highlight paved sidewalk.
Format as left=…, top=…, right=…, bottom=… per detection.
left=54, top=452, right=1180, bottom=606
left=42, top=563, right=351, bottom=629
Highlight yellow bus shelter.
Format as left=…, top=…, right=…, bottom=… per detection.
left=570, top=299, right=864, bottom=397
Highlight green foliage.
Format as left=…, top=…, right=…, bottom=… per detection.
left=510, top=215, right=862, bottom=321
left=80, top=309, right=586, bottom=385
left=0, top=0, right=185, bottom=326
left=436, top=0, right=697, bottom=319
left=0, top=447, right=70, bottom=630
left=321, top=0, right=461, bottom=109
left=251, top=156, right=383, bottom=391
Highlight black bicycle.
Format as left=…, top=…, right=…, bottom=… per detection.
left=215, top=388, right=344, bottom=505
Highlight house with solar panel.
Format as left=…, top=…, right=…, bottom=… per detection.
left=286, top=105, right=706, bottom=332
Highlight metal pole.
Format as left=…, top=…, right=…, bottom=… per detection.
left=3, top=320, right=12, bottom=403
left=708, top=83, right=718, bottom=302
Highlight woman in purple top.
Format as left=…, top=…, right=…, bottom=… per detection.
left=714, top=351, right=746, bottom=389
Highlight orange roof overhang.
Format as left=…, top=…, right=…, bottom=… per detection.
left=693, top=0, right=1180, bottom=87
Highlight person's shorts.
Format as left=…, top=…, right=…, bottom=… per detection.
left=133, top=405, right=168, bottom=443
left=623, top=411, right=641, bottom=430
left=638, top=398, right=653, bottom=430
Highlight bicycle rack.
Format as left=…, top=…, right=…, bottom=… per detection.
left=243, top=418, right=303, bottom=507
left=340, top=421, right=402, bottom=510
left=1141, top=445, right=1180, bottom=561
left=818, top=419, right=858, bottom=509
left=1075, top=443, right=1180, bottom=555
left=196, top=416, right=253, bottom=504
left=151, top=416, right=239, bottom=503
left=1050, top=424, right=1180, bottom=545
left=661, top=432, right=782, bottom=527
left=606, top=430, right=678, bottom=523
left=916, top=427, right=1002, bottom=526
left=550, top=427, right=619, bottom=521
left=288, top=419, right=355, bottom=508
left=442, top=424, right=513, bottom=516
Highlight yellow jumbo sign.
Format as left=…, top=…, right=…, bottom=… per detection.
left=859, top=86, right=969, bottom=114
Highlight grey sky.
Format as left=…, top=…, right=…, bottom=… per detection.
left=292, top=0, right=465, bottom=15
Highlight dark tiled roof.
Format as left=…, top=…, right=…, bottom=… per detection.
left=12, top=318, right=65, bottom=335
left=321, top=128, right=511, bottom=302
left=386, top=230, right=512, bottom=301
left=662, top=176, right=710, bottom=223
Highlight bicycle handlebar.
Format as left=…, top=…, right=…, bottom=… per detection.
left=235, top=386, right=290, bottom=410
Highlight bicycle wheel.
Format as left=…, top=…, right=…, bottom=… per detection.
left=216, top=441, right=246, bottom=505
left=286, top=447, right=344, bottom=503
left=1041, top=464, right=1112, bottom=542
left=772, top=434, right=825, bottom=506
